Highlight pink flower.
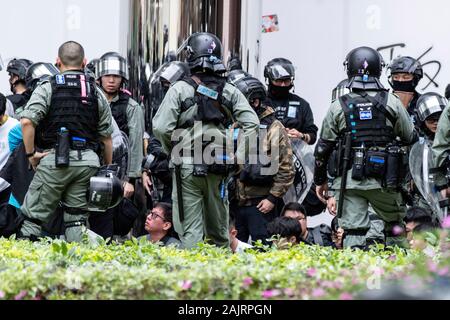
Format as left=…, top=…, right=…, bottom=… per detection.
left=388, top=255, right=397, bottom=261
left=262, top=289, right=281, bottom=299
left=441, top=216, right=450, bottom=229
left=242, top=277, right=253, bottom=288
left=438, top=267, right=449, bottom=276
left=14, top=290, right=27, bottom=300
left=0, top=291, right=5, bottom=299
left=427, top=261, right=439, bottom=273
left=340, top=292, right=353, bottom=300
left=181, top=280, right=192, bottom=291
left=284, top=288, right=295, bottom=297
left=392, top=225, right=404, bottom=236
left=307, top=268, right=317, bottom=277
left=312, top=288, right=326, bottom=298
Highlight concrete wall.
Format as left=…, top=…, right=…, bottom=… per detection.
left=259, top=0, right=450, bottom=129
left=0, top=0, right=122, bottom=94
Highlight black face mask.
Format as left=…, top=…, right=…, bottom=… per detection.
left=269, top=84, right=293, bottom=99
left=391, top=80, right=416, bottom=93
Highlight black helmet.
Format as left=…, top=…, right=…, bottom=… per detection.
left=332, top=79, right=351, bottom=102
left=227, top=54, right=243, bottom=72
left=388, top=56, right=423, bottom=80
left=25, top=62, right=59, bottom=92
left=159, top=61, right=190, bottom=84
left=264, top=58, right=295, bottom=82
left=233, top=76, right=267, bottom=104
left=185, top=32, right=226, bottom=74
left=416, top=92, right=447, bottom=123
left=7, top=58, right=33, bottom=81
left=227, top=69, right=251, bottom=85
left=96, top=52, right=129, bottom=81
left=87, top=165, right=123, bottom=212
left=344, top=46, right=385, bottom=90
left=86, top=58, right=99, bottom=78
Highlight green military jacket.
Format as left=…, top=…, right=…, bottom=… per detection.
left=432, top=101, right=450, bottom=187
left=110, top=94, right=145, bottom=178
left=320, top=91, right=416, bottom=190
left=20, top=70, right=113, bottom=168
left=236, top=106, right=294, bottom=205
left=152, top=77, right=260, bottom=172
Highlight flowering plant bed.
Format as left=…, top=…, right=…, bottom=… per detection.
left=0, top=231, right=449, bottom=300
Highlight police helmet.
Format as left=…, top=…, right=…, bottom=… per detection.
left=7, top=58, right=33, bottom=81
left=416, top=92, right=447, bottom=123
left=86, top=58, right=99, bottom=78
left=344, top=46, right=385, bottom=90
left=332, top=79, right=351, bottom=102
left=96, top=52, right=129, bottom=81
left=227, top=69, right=251, bottom=85
left=159, top=61, right=190, bottom=84
left=25, top=62, right=59, bottom=92
left=87, top=165, right=124, bottom=212
left=264, top=58, right=295, bottom=82
left=233, top=76, right=267, bottom=104
left=227, top=54, right=243, bottom=72
left=388, top=56, right=423, bottom=83
left=185, top=32, right=226, bottom=74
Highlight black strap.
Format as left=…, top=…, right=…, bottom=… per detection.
left=63, top=206, right=87, bottom=216
left=345, top=229, right=368, bottom=237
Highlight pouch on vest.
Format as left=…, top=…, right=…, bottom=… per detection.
left=364, top=149, right=387, bottom=178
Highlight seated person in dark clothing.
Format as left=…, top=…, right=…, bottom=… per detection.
left=267, top=216, right=303, bottom=249
left=281, top=202, right=334, bottom=247
left=139, top=202, right=181, bottom=247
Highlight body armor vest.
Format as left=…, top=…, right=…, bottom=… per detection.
left=179, top=74, right=234, bottom=129
left=111, top=92, right=130, bottom=136
left=37, top=73, right=99, bottom=150
left=340, top=91, right=395, bottom=148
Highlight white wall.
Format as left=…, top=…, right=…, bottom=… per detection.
left=0, top=0, right=122, bottom=94
left=259, top=0, right=450, bottom=129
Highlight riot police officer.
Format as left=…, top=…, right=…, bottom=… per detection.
left=18, top=41, right=113, bottom=242
left=315, top=46, right=416, bottom=249
left=388, top=56, right=423, bottom=122
left=153, top=32, right=259, bottom=249
left=92, top=52, right=145, bottom=238
left=6, top=58, right=33, bottom=114
left=264, top=58, right=318, bottom=145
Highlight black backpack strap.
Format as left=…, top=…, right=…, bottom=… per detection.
left=338, top=94, right=353, bottom=134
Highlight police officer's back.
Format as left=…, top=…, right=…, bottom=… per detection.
left=19, top=41, right=113, bottom=242
left=314, top=46, right=416, bottom=249
left=153, top=32, right=259, bottom=249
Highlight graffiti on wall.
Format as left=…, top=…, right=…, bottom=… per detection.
left=377, top=43, right=442, bottom=91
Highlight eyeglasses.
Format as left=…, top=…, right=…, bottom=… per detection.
left=149, top=211, right=166, bottom=222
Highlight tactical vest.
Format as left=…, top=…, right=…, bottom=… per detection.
left=271, top=94, right=302, bottom=130
left=37, top=73, right=100, bottom=150
left=178, top=74, right=234, bottom=129
left=340, top=91, right=396, bottom=148
left=111, top=92, right=130, bottom=136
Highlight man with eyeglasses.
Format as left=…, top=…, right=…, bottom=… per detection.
left=281, top=202, right=334, bottom=247
left=141, top=202, right=181, bottom=247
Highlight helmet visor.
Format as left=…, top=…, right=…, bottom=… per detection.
left=160, top=63, right=185, bottom=84
left=97, top=57, right=128, bottom=80
left=29, top=63, right=59, bottom=80
left=267, top=64, right=294, bottom=80
left=417, top=95, right=448, bottom=122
